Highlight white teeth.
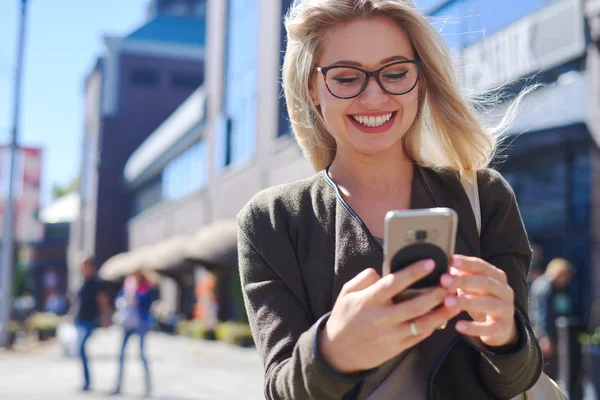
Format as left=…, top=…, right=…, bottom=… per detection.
left=352, top=113, right=393, bottom=127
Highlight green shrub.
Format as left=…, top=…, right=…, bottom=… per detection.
left=215, top=322, right=254, bottom=347
left=27, top=312, right=61, bottom=331
left=579, top=327, right=600, bottom=345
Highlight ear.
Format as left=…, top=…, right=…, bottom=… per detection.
left=309, top=76, right=320, bottom=107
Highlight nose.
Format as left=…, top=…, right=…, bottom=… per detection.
left=359, top=77, right=388, bottom=107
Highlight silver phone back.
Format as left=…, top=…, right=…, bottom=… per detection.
left=382, top=207, right=458, bottom=276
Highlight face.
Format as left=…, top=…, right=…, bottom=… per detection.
left=554, top=271, right=572, bottom=290
left=311, top=16, right=420, bottom=161
left=81, top=261, right=95, bottom=279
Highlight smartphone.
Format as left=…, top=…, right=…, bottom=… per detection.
left=383, top=208, right=458, bottom=301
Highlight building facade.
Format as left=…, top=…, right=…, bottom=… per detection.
left=100, top=0, right=308, bottom=318
left=68, top=4, right=206, bottom=292
left=585, top=0, right=600, bottom=303
left=418, top=0, right=600, bottom=320
left=102, top=0, right=600, bottom=325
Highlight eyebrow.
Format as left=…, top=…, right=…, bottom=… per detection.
left=329, top=55, right=410, bottom=67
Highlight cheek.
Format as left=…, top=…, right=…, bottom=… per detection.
left=317, top=85, right=349, bottom=124
left=406, top=88, right=420, bottom=113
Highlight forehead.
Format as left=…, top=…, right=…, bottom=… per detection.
left=319, top=16, right=415, bottom=68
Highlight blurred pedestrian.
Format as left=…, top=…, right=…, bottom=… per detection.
left=111, top=270, right=158, bottom=397
left=531, top=257, right=575, bottom=379
left=529, top=266, right=543, bottom=287
left=237, top=0, right=542, bottom=398
left=68, top=255, right=111, bottom=392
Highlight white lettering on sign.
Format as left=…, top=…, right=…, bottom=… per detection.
left=459, top=0, right=585, bottom=92
left=462, top=18, right=537, bottom=91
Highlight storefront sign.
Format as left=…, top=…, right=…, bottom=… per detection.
left=461, top=0, right=585, bottom=91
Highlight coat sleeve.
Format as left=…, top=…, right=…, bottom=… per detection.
left=475, top=169, right=543, bottom=399
left=237, top=201, right=370, bottom=400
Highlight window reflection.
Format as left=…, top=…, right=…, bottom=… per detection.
left=163, top=140, right=207, bottom=201
left=427, top=0, right=552, bottom=50
left=219, top=0, right=258, bottom=167
left=131, top=140, right=207, bottom=218
left=501, top=144, right=591, bottom=320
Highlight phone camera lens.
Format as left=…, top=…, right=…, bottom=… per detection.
left=416, top=230, right=427, bottom=241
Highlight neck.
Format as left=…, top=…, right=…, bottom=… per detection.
left=328, top=148, right=413, bottom=197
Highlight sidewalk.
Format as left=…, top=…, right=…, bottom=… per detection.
left=0, top=326, right=263, bottom=400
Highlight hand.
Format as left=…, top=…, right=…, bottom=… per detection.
left=539, top=336, right=554, bottom=358
left=319, top=260, right=461, bottom=374
left=440, top=255, right=518, bottom=349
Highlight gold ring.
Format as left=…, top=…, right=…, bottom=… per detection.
left=409, top=322, right=419, bottom=337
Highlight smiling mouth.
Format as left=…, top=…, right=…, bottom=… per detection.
left=351, top=112, right=397, bottom=128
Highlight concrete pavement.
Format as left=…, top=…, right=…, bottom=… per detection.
left=0, top=327, right=264, bottom=400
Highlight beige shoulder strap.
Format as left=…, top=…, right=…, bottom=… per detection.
left=459, top=170, right=481, bottom=236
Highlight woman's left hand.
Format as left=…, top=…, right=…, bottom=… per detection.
left=440, top=255, right=519, bottom=349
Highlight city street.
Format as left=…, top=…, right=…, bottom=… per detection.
left=0, top=327, right=264, bottom=400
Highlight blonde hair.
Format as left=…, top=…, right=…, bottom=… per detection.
left=282, top=0, right=528, bottom=172
left=545, top=258, right=573, bottom=280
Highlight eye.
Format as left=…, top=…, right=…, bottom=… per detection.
left=333, top=77, right=361, bottom=85
left=382, top=71, right=408, bottom=81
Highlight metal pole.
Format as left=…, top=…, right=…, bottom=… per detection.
left=0, top=0, right=29, bottom=348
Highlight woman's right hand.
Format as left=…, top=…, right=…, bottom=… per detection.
left=318, top=259, right=460, bottom=375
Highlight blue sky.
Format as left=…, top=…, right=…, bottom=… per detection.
left=0, top=0, right=148, bottom=206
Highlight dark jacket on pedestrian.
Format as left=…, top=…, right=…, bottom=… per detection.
left=237, top=165, right=542, bottom=400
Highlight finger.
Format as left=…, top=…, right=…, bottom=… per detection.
left=455, top=319, right=505, bottom=339
left=444, top=295, right=509, bottom=317
left=340, top=268, right=381, bottom=296
left=398, top=305, right=461, bottom=341
left=450, top=255, right=507, bottom=283
left=440, top=274, right=513, bottom=301
left=387, top=287, right=447, bottom=324
left=368, top=259, right=435, bottom=303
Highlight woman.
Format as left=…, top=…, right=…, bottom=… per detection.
left=111, top=270, right=157, bottom=397
left=237, top=1, right=542, bottom=399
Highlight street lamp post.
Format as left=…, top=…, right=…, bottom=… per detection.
left=0, top=0, right=29, bottom=348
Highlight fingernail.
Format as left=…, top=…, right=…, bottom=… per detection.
left=423, top=259, right=435, bottom=271
left=456, top=322, right=467, bottom=332
left=441, top=274, right=453, bottom=286
left=444, top=297, right=457, bottom=308
left=452, top=256, right=463, bottom=267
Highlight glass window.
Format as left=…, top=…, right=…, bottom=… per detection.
left=130, top=68, right=160, bottom=87
left=132, top=177, right=163, bottom=217
left=278, top=0, right=294, bottom=137
left=515, top=157, right=567, bottom=233
left=219, top=0, right=259, bottom=168
left=572, top=148, right=591, bottom=227
left=171, top=72, right=204, bottom=90
left=414, top=0, right=452, bottom=13
left=162, top=140, right=207, bottom=201
left=500, top=140, right=592, bottom=320
left=428, top=0, right=551, bottom=50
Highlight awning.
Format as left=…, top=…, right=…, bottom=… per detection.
left=182, top=220, right=238, bottom=270
left=99, top=220, right=239, bottom=281
left=99, top=249, right=151, bottom=282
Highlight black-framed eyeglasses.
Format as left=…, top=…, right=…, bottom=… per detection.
left=316, top=60, right=421, bottom=99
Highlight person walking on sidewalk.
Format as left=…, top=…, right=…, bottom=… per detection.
left=69, top=255, right=111, bottom=392
left=530, top=257, right=575, bottom=380
left=237, top=0, right=543, bottom=399
left=111, top=270, right=158, bottom=397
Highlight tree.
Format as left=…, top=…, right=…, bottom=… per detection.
left=51, top=175, right=79, bottom=200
